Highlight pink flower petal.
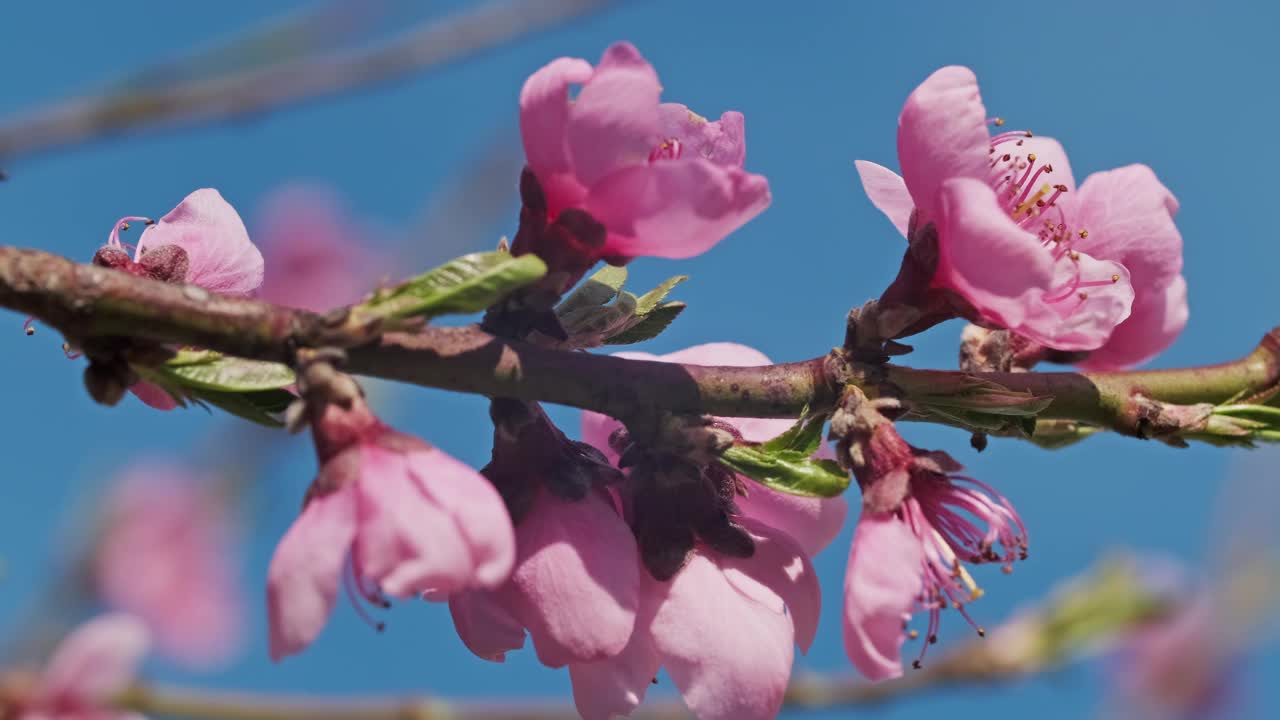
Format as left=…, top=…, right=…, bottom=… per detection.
left=587, top=158, right=770, bottom=260
left=736, top=486, right=848, bottom=557
left=569, top=625, right=662, bottom=720
left=897, top=66, right=990, bottom=219
left=408, top=447, right=516, bottom=589
left=1070, top=164, right=1186, bottom=367
left=649, top=551, right=795, bottom=720
left=658, top=104, right=746, bottom=167
left=1071, top=164, right=1182, bottom=292
left=934, top=177, right=1054, bottom=330
left=96, top=465, right=243, bottom=669
left=842, top=512, right=923, bottom=681
left=565, top=42, right=662, bottom=187
left=1031, top=250, right=1133, bottom=351
left=720, top=520, right=822, bottom=654
left=855, top=160, right=913, bottom=237
left=498, top=490, right=639, bottom=667
left=40, top=614, right=150, bottom=705
left=353, top=449, right=475, bottom=598
left=650, top=342, right=771, bottom=368
left=1079, top=274, right=1188, bottom=370
left=128, top=381, right=179, bottom=411
left=520, top=56, right=594, bottom=178
left=266, top=486, right=358, bottom=661
left=448, top=590, right=527, bottom=662
left=256, top=185, right=380, bottom=312
left=135, top=189, right=264, bottom=295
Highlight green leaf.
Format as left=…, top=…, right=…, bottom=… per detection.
left=720, top=445, right=849, bottom=498
left=603, top=302, right=685, bottom=345
left=357, top=251, right=547, bottom=321
left=596, top=275, right=689, bottom=345
left=912, top=377, right=1052, bottom=416
left=760, top=411, right=826, bottom=455
left=132, top=351, right=295, bottom=428
left=634, top=275, right=687, bottom=315
left=1214, top=404, right=1280, bottom=424
left=158, top=351, right=295, bottom=392
left=558, top=265, right=628, bottom=316
left=189, top=387, right=293, bottom=428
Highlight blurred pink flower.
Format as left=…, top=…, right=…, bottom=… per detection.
left=255, top=186, right=383, bottom=312
left=92, top=189, right=264, bottom=410
left=841, top=421, right=1027, bottom=680
left=857, top=66, right=1185, bottom=361
left=1119, top=596, right=1235, bottom=719
left=267, top=395, right=514, bottom=661
left=20, top=614, right=149, bottom=720
left=516, top=42, right=770, bottom=266
left=95, top=462, right=244, bottom=669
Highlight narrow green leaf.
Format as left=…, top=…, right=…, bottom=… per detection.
left=760, top=411, right=826, bottom=455
left=1214, top=404, right=1280, bottom=424
left=133, top=364, right=292, bottom=428
left=558, top=265, right=628, bottom=316
left=190, top=387, right=293, bottom=428
left=159, top=355, right=295, bottom=392
left=720, top=445, right=849, bottom=498
left=358, top=251, right=547, bottom=320
left=913, top=377, right=1052, bottom=416
left=603, top=302, right=685, bottom=345
left=634, top=275, right=687, bottom=315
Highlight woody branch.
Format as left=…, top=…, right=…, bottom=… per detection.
left=4, top=245, right=1278, bottom=436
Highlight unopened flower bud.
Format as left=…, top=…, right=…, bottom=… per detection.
left=136, top=243, right=191, bottom=283
left=83, top=360, right=129, bottom=406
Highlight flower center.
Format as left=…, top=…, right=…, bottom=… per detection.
left=986, top=118, right=1119, bottom=307
left=648, top=137, right=683, bottom=163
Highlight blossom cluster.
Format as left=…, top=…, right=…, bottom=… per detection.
left=47, top=41, right=1187, bottom=720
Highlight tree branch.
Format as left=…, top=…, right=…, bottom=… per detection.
left=0, top=0, right=611, bottom=163
left=5, top=246, right=1279, bottom=435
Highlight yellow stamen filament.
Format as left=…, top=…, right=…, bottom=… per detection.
left=930, top=528, right=985, bottom=601
left=1012, top=184, right=1052, bottom=219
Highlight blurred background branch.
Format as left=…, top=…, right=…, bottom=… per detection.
left=0, top=0, right=613, bottom=164
left=92, top=556, right=1209, bottom=719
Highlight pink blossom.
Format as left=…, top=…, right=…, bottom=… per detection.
left=582, top=343, right=849, bottom=556
left=100, top=189, right=263, bottom=296
left=92, top=189, right=264, bottom=410
left=517, top=42, right=770, bottom=264
left=267, top=395, right=515, bottom=661
left=841, top=422, right=1027, bottom=680
left=19, top=614, right=149, bottom=720
left=569, top=343, right=836, bottom=717
left=255, top=185, right=383, bottom=313
left=449, top=487, right=639, bottom=667
left=1118, top=596, right=1235, bottom=719
left=569, top=519, right=819, bottom=720
left=857, top=66, right=1185, bottom=360
left=450, top=343, right=836, bottom=717
left=94, top=461, right=244, bottom=669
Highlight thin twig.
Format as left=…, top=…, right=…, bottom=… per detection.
left=0, top=0, right=612, bottom=162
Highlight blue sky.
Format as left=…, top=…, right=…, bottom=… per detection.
left=1, top=1, right=1277, bottom=718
